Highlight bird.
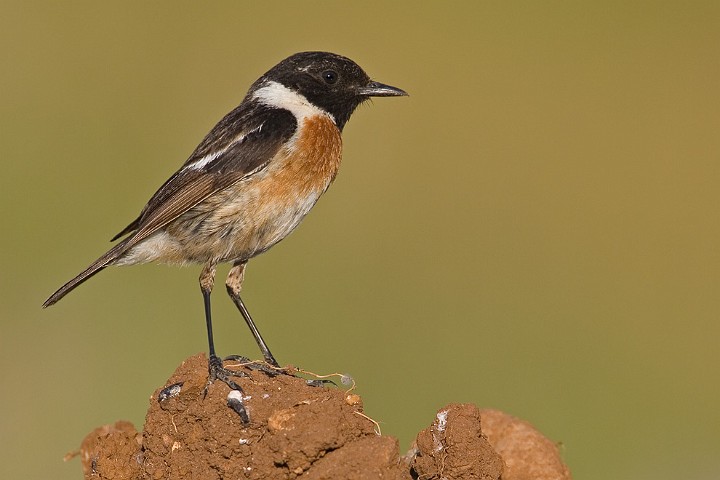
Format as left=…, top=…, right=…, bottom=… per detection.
left=42, top=51, right=407, bottom=391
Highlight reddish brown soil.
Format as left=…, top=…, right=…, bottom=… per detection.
left=73, top=353, right=571, bottom=479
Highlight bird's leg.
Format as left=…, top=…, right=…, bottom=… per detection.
left=200, top=263, right=219, bottom=364
left=226, top=262, right=280, bottom=368
left=225, top=262, right=331, bottom=386
left=199, top=264, right=249, bottom=400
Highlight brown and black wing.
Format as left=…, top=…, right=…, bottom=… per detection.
left=43, top=105, right=297, bottom=307
left=113, top=104, right=296, bottom=241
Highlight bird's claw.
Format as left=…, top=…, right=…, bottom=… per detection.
left=206, top=355, right=250, bottom=423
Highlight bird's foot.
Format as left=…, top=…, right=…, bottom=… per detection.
left=222, top=354, right=335, bottom=388
left=222, top=354, right=287, bottom=377
left=206, top=354, right=250, bottom=423
left=208, top=354, right=250, bottom=387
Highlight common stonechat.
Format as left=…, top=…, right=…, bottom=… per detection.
left=43, top=51, right=407, bottom=398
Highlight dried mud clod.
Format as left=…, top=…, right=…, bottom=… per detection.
left=406, top=404, right=572, bottom=480
left=76, top=354, right=571, bottom=479
left=407, top=403, right=504, bottom=480
left=77, top=421, right=143, bottom=479
left=79, top=353, right=407, bottom=479
left=479, top=408, right=573, bottom=480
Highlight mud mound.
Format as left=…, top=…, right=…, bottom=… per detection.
left=73, top=354, right=571, bottom=479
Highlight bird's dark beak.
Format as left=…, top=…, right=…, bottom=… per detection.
left=358, top=81, right=408, bottom=97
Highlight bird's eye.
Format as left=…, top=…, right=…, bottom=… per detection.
left=322, top=70, right=338, bottom=84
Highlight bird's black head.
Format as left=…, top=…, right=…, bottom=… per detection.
left=252, top=51, right=407, bottom=130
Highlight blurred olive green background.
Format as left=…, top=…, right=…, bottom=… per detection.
left=2, top=2, right=719, bottom=479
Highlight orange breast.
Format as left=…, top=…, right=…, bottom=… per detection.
left=272, top=113, right=343, bottom=198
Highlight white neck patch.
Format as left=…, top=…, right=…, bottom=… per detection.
left=253, top=80, right=335, bottom=123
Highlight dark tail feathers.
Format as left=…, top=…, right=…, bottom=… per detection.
left=42, top=240, right=131, bottom=308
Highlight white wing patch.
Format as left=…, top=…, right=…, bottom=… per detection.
left=182, top=124, right=263, bottom=171
left=184, top=149, right=223, bottom=171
